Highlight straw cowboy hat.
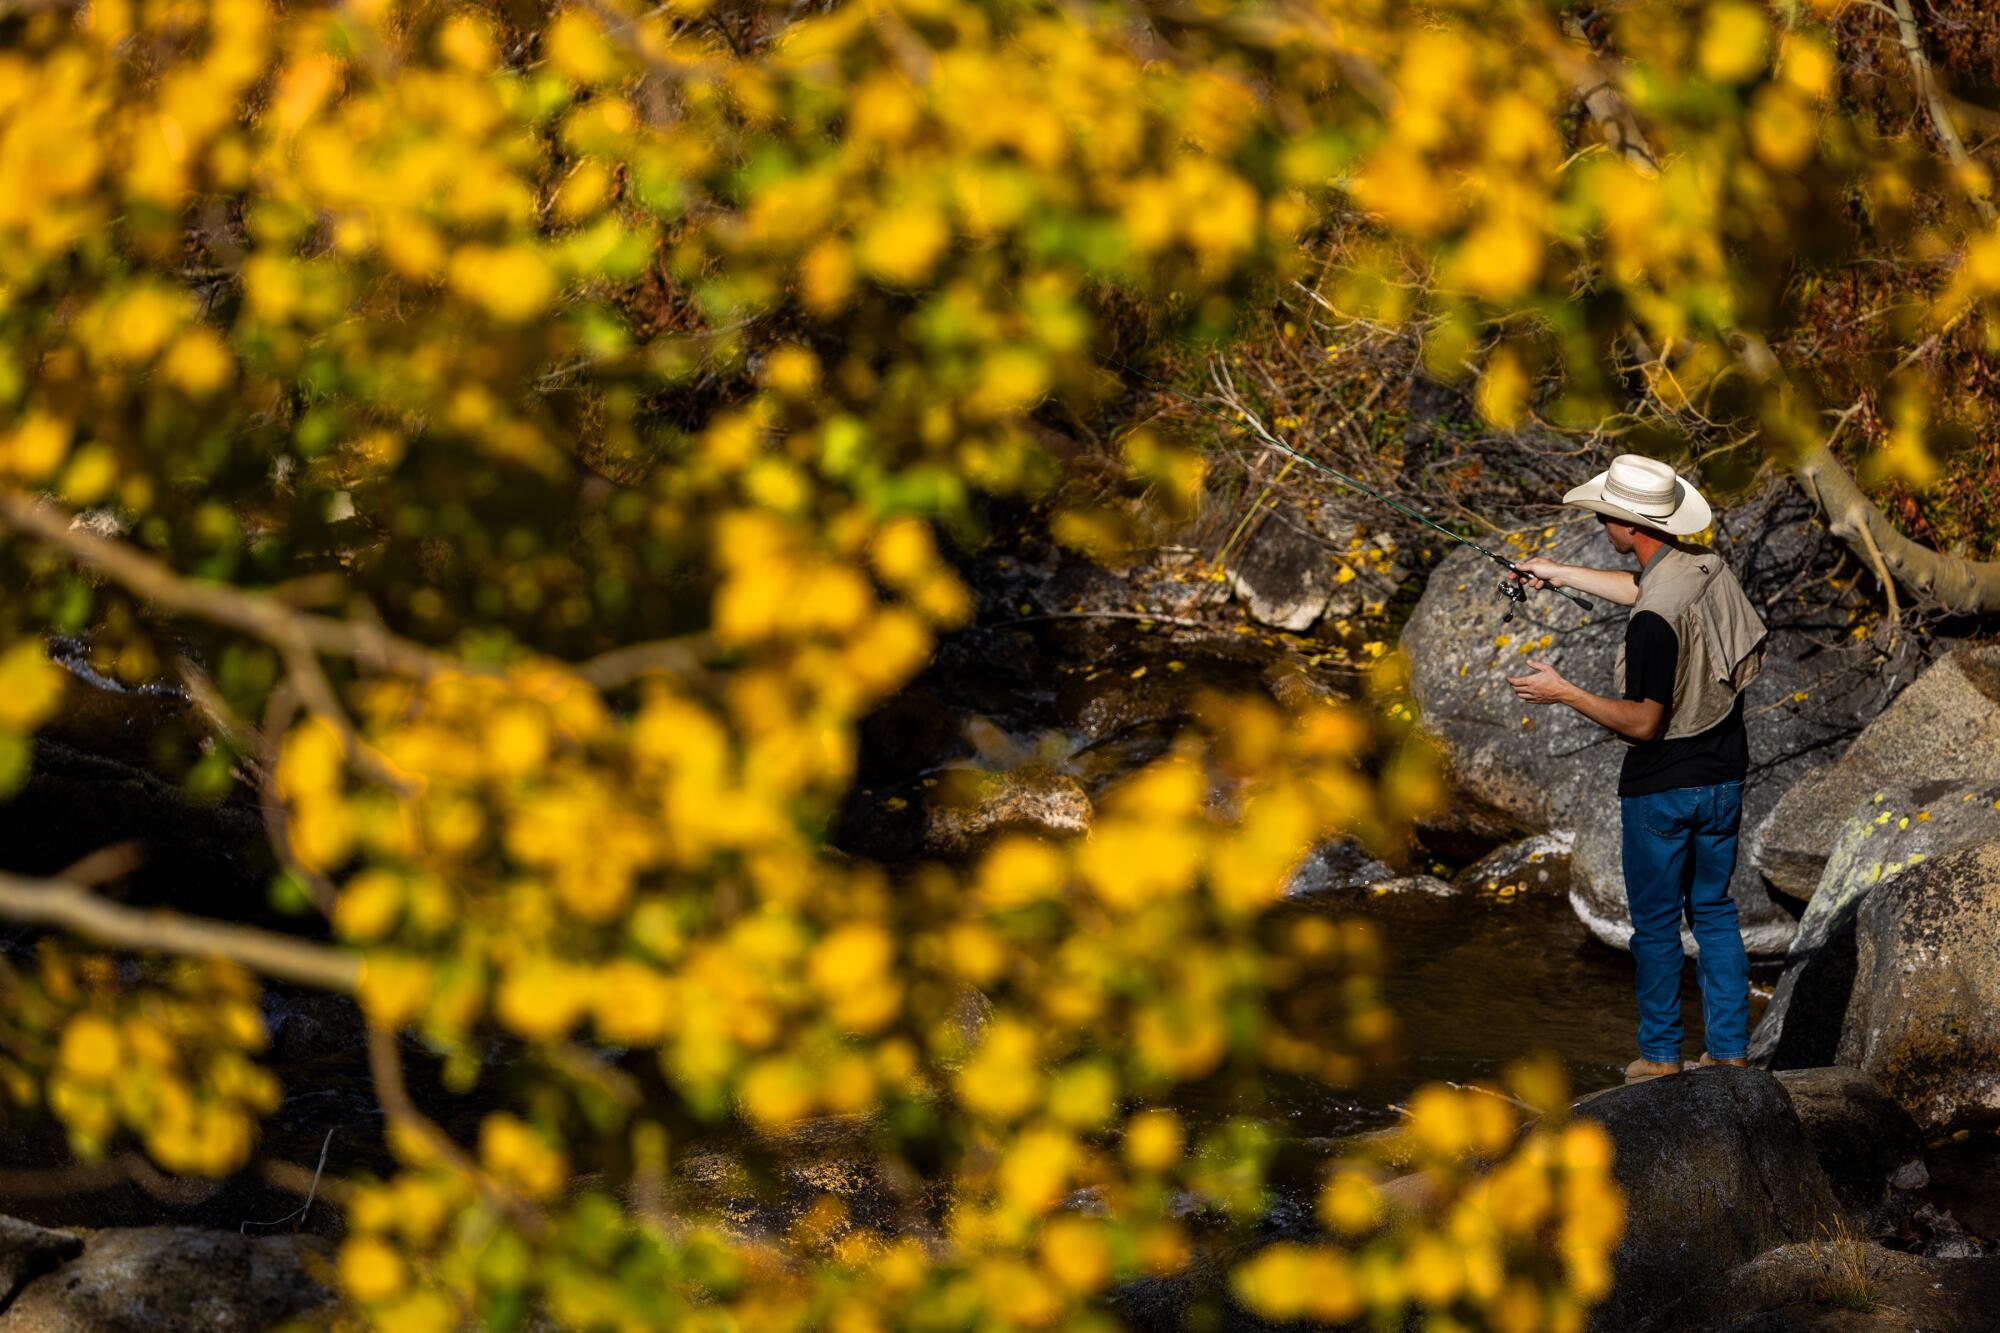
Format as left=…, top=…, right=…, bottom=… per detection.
left=1563, top=454, right=1713, bottom=537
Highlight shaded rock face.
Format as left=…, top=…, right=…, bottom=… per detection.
left=1575, top=1067, right=1845, bottom=1332
left=0, top=1217, right=82, bottom=1310
left=1756, top=645, right=2000, bottom=900
left=0, top=739, right=271, bottom=921
left=1283, top=845, right=1456, bottom=922
left=1773, top=1067, right=1929, bottom=1216
left=1835, top=840, right=2000, bottom=1135
left=1405, top=482, right=1929, bottom=957
left=0, top=1226, right=332, bottom=1332
left=1751, top=778, right=2000, bottom=1069
left=1281, top=838, right=1394, bottom=901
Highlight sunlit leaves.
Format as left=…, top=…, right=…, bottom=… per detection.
left=0, top=1, right=1661, bottom=1328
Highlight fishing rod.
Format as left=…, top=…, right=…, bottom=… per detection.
left=1111, top=355, right=1592, bottom=621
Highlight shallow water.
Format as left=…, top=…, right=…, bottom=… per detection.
left=1924, top=1137, right=2000, bottom=1241
left=1275, top=884, right=1752, bottom=1139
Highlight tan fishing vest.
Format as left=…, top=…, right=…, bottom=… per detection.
left=1612, top=545, right=1769, bottom=742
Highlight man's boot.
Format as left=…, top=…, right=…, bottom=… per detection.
left=1692, top=1053, right=1748, bottom=1070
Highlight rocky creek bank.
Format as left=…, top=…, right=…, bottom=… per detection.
left=4, top=473, right=1999, bottom=1328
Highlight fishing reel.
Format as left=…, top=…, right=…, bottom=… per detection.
left=1497, top=575, right=1529, bottom=623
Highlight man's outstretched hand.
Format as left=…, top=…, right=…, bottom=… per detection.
left=1507, top=660, right=1573, bottom=706
left=1508, top=558, right=1564, bottom=590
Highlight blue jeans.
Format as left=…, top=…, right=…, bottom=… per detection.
left=1620, top=781, right=1750, bottom=1063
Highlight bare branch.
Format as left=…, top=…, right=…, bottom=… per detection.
left=1889, top=0, right=1997, bottom=225
left=0, top=490, right=457, bottom=679
left=366, top=1025, right=546, bottom=1234
left=0, top=869, right=360, bottom=993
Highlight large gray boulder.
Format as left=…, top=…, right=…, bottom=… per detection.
left=1755, top=645, right=2000, bottom=899
left=1751, top=777, right=2000, bottom=1069
left=0, top=1227, right=332, bottom=1332
left=1577, top=1067, right=1846, bottom=1332
left=1405, top=483, right=1929, bottom=956
left=1834, top=839, right=2000, bottom=1134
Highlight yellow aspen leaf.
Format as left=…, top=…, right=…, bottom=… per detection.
left=161, top=328, right=234, bottom=397
left=1781, top=35, right=1837, bottom=98
left=271, top=53, right=341, bottom=135
left=3, top=412, right=72, bottom=480
left=857, top=204, right=948, bottom=286
left=1476, top=348, right=1530, bottom=428
left=1040, top=1215, right=1111, bottom=1294
left=1123, top=1108, right=1183, bottom=1171
left=739, top=1057, right=815, bottom=1127
left=338, top=1236, right=407, bottom=1304
left=1453, top=219, right=1543, bottom=302
left=449, top=245, right=556, bottom=322
left=97, top=285, right=185, bottom=363
left=479, top=1113, right=567, bottom=1199
left=356, top=953, right=433, bottom=1029
left=435, top=13, right=496, bottom=70
left=545, top=10, right=619, bottom=85
left=800, top=238, right=855, bottom=312
left=483, top=703, right=550, bottom=777
left=56, top=1014, right=121, bottom=1082
left=997, top=1127, right=1076, bottom=1215
left=1698, top=3, right=1770, bottom=84
left=0, top=639, right=63, bottom=732
left=334, top=870, right=404, bottom=942
left=1749, top=87, right=1816, bottom=171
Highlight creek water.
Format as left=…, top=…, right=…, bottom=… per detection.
left=1320, top=886, right=1738, bottom=1137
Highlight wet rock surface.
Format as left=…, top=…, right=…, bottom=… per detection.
left=1281, top=838, right=1395, bottom=901
left=1834, top=840, right=2000, bottom=1134
left=1450, top=830, right=1575, bottom=898
left=923, top=769, right=1094, bottom=855
left=1751, top=778, right=2000, bottom=1070
left=1756, top=645, right=2000, bottom=900
left=0, top=1226, right=333, bottom=1332
left=1576, top=1067, right=1845, bottom=1332
left=1406, top=482, right=1935, bottom=957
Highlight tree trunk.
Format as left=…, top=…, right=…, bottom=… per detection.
left=1793, top=443, right=2000, bottom=615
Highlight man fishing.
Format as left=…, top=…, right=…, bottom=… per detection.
left=1501, top=455, right=1769, bottom=1083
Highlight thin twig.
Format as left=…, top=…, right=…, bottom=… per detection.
left=242, top=1127, right=337, bottom=1233
left=366, top=1026, right=546, bottom=1235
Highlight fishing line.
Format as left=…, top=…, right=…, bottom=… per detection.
left=1104, top=353, right=1592, bottom=618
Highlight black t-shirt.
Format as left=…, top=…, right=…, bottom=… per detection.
left=1619, top=610, right=1750, bottom=798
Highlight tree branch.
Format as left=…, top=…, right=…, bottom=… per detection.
left=1794, top=440, right=2000, bottom=614
left=1889, top=0, right=1997, bottom=225
left=0, top=870, right=360, bottom=993
left=366, top=1025, right=546, bottom=1234
left=0, top=490, right=457, bottom=679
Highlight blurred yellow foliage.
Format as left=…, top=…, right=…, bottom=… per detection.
left=0, top=0, right=1688, bottom=1327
